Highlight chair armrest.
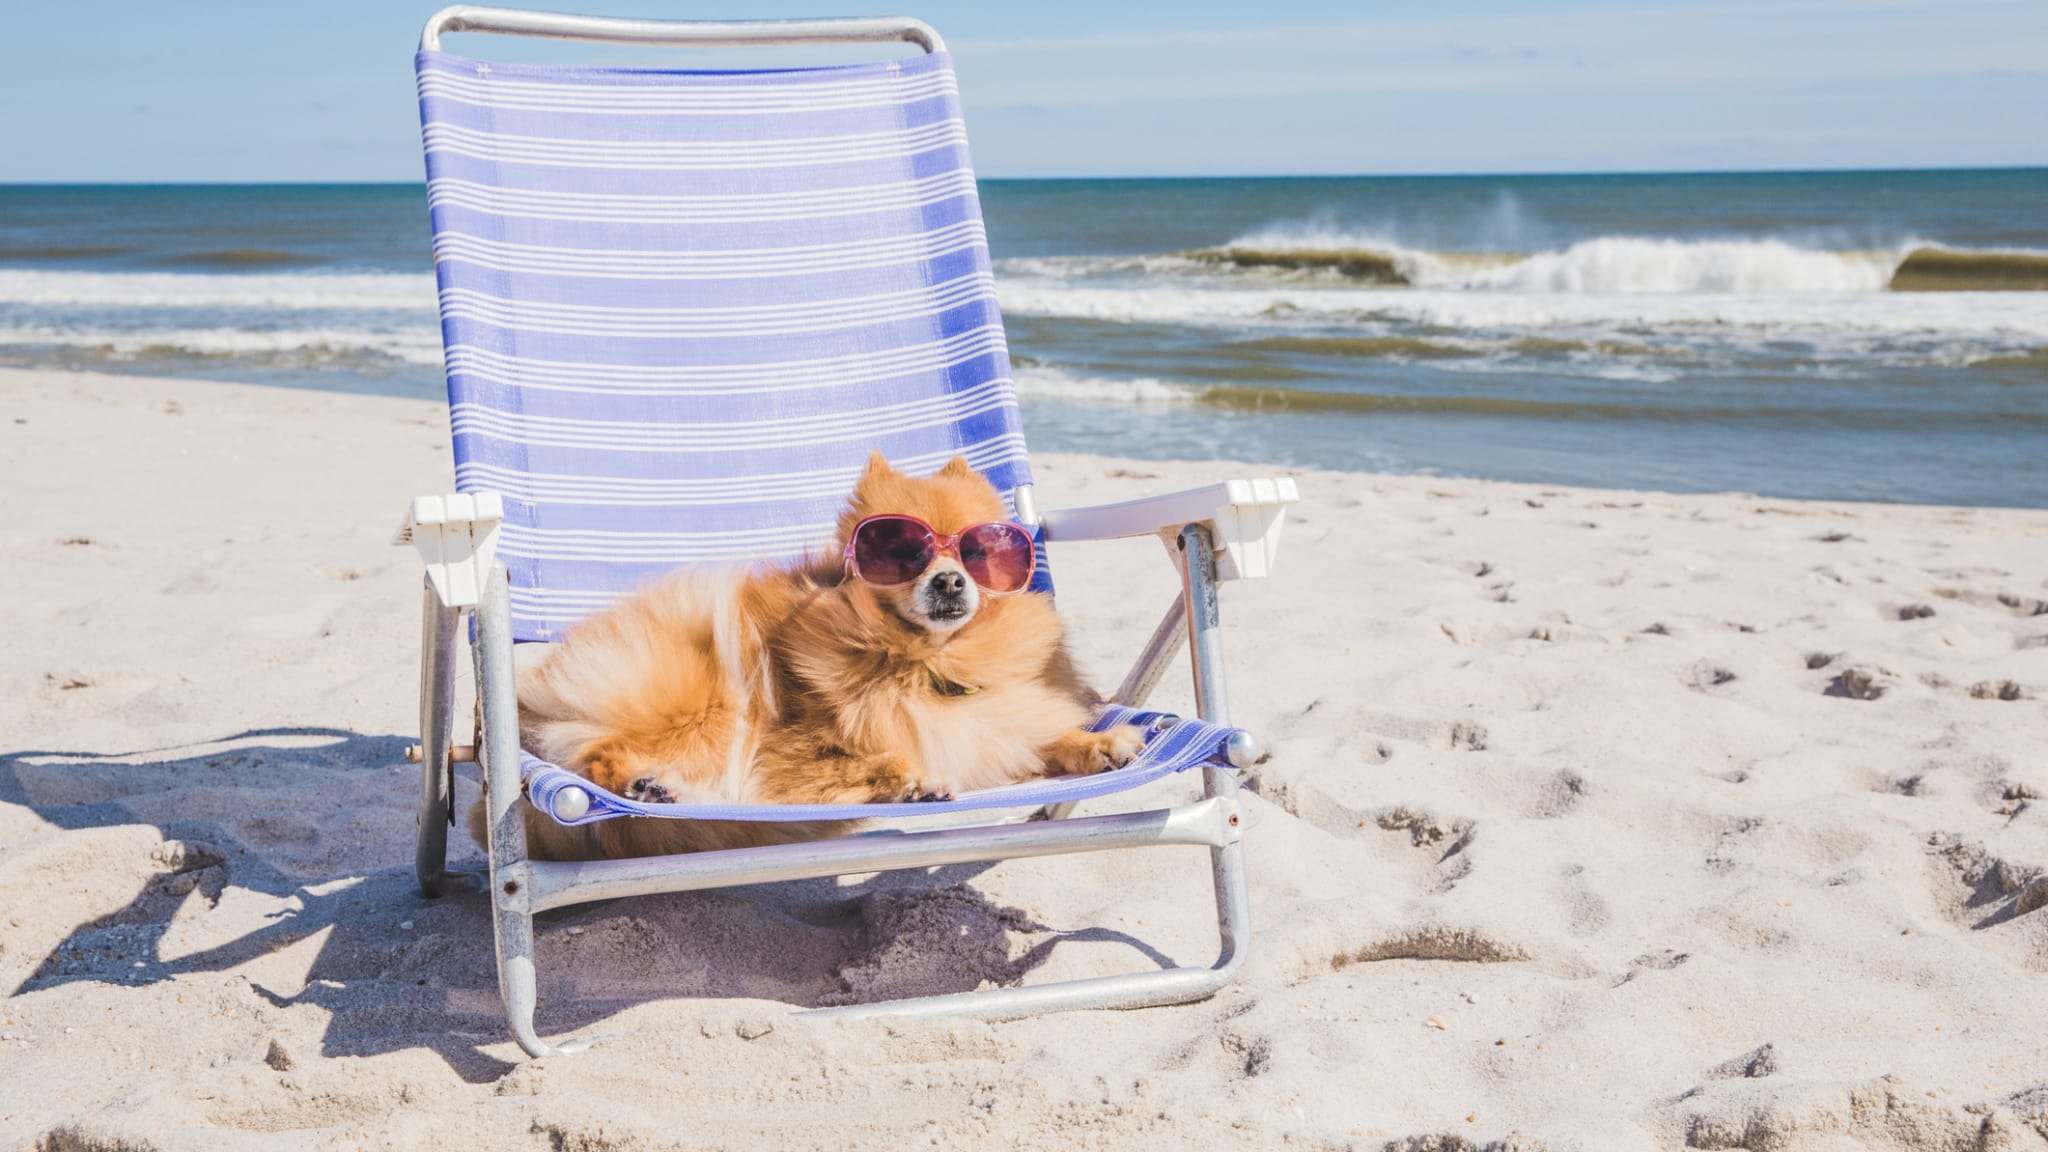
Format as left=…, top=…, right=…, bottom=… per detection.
left=1038, top=477, right=1298, bottom=580
left=395, top=491, right=504, bottom=608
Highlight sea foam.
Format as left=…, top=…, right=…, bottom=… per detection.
left=0, top=269, right=437, bottom=311
left=994, top=277, right=2048, bottom=343
left=0, top=322, right=447, bottom=366
left=1435, top=237, right=1897, bottom=294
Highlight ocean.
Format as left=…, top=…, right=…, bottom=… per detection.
left=2, top=171, right=2044, bottom=507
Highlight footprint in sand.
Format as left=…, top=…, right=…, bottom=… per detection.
left=1705, top=816, right=1765, bottom=874
left=1925, top=833, right=2048, bottom=929
left=1219, top=1032, right=1273, bottom=1078
left=1670, top=1075, right=2043, bottom=1152
left=1825, top=667, right=1891, bottom=700
left=1933, top=587, right=2048, bottom=616
left=1354, top=712, right=1489, bottom=751
left=1992, top=781, right=2040, bottom=819
left=1707, top=1042, right=1779, bottom=1079
left=1559, top=864, right=1611, bottom=937
left=1969, top=680, right=2025, bottom=702
left=1878, top=773, right=1928, bottom=797
left=1685, top=661, right=1739, bottom=692
left=1632, top=947, right=1690, bottom=971
left=1526, top=769, right=1590, bottom=819
left=1373, top=806, right=1471, bottom=849
left=1612, top=947, right=1689, bottom=987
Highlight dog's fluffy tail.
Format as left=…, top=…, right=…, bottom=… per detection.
left=516, top=565, right=780, bottom=803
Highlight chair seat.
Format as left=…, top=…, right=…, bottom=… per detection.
left=521, top=706, right=1242, bottom=824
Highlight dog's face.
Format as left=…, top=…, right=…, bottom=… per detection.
left=837, top=452, right=1013, bottom=637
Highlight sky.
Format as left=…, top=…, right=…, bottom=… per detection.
left=1, top=0, right=2043, bottom=182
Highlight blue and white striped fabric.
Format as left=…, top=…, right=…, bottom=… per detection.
left=416, top=49, right=1033, bottom=641
left=521, top=706, right=1242, bottom=824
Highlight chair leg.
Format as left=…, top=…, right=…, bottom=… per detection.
left=415, top=578, right=461, bottom=898
left=474, top=564, right=591, bottom=1059
left=1180, top=523, right=1251, bottom=975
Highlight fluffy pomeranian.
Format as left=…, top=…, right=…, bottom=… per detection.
left=499, top=452, right=1145, bottom=862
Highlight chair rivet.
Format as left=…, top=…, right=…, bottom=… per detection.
left=404, top=744, right=423, bottom=763
left=503, top=880, right=520, bottom=895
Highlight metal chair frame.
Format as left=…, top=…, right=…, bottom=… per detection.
left=405, top=7, right=1284, bottom=1058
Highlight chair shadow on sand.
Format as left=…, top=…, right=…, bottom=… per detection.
left=0, top=729, right=1181, bottom=1082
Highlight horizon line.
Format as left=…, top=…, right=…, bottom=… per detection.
left=3, top=163, right=2045, bottom=189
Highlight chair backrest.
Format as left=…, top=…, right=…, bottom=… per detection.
left=415, top=45, right=1032, bottom=641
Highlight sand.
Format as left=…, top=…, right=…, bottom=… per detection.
left=2, top=365, right=2045, bottom=1151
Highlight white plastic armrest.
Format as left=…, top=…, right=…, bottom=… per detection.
left=1038, top=477, right=1299, bottom=580
left=395, top=491, right=505, bottom=608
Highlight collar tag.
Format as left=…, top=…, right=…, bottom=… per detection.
left=930, top=672, right=979, bottom=697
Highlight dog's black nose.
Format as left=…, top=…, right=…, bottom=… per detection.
left=930, top=570, right=967, bottom=598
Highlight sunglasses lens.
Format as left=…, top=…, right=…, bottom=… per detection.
left=959, top=522, right=1036, bottom=594
left=852, top=517, right=936, bottom=586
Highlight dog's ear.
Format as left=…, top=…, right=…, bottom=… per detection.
left=851, top=450, right=895, bottom=502
left=938, top=455, right=976, bottom=480
left=844, top=451, right=897, bottom=528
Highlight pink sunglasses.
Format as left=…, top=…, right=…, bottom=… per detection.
left=842, top=514, right=1037, bottom=594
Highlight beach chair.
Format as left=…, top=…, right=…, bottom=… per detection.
left=400, top=6, right=1298, bottom=1057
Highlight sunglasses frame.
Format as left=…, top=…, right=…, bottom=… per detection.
left=842, top=514, right=1038, bottom=595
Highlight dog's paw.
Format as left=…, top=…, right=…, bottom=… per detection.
left=624, top=776, right=677, bottom=804
left=1047, top=724, right=1149, bottom=776
left=1098, top=724, right=1147, bottom=770
left=848, top=753, right=953, bottom=804
left=865, top=780, right=954, bottom=804
left=884, top=775, right=954, bottom=803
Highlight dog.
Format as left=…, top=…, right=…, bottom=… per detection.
left=493, top=452, right=1147, bottom=862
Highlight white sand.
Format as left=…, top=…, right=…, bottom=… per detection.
left=2, top=366, right=2045, bottom=1151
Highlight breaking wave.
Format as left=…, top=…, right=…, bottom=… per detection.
left=1010, top=362, right=1195, bottom=405
left=1888, top=248, right=2048, bottom=292
left=1178, top=231, right=2048, bottom=294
